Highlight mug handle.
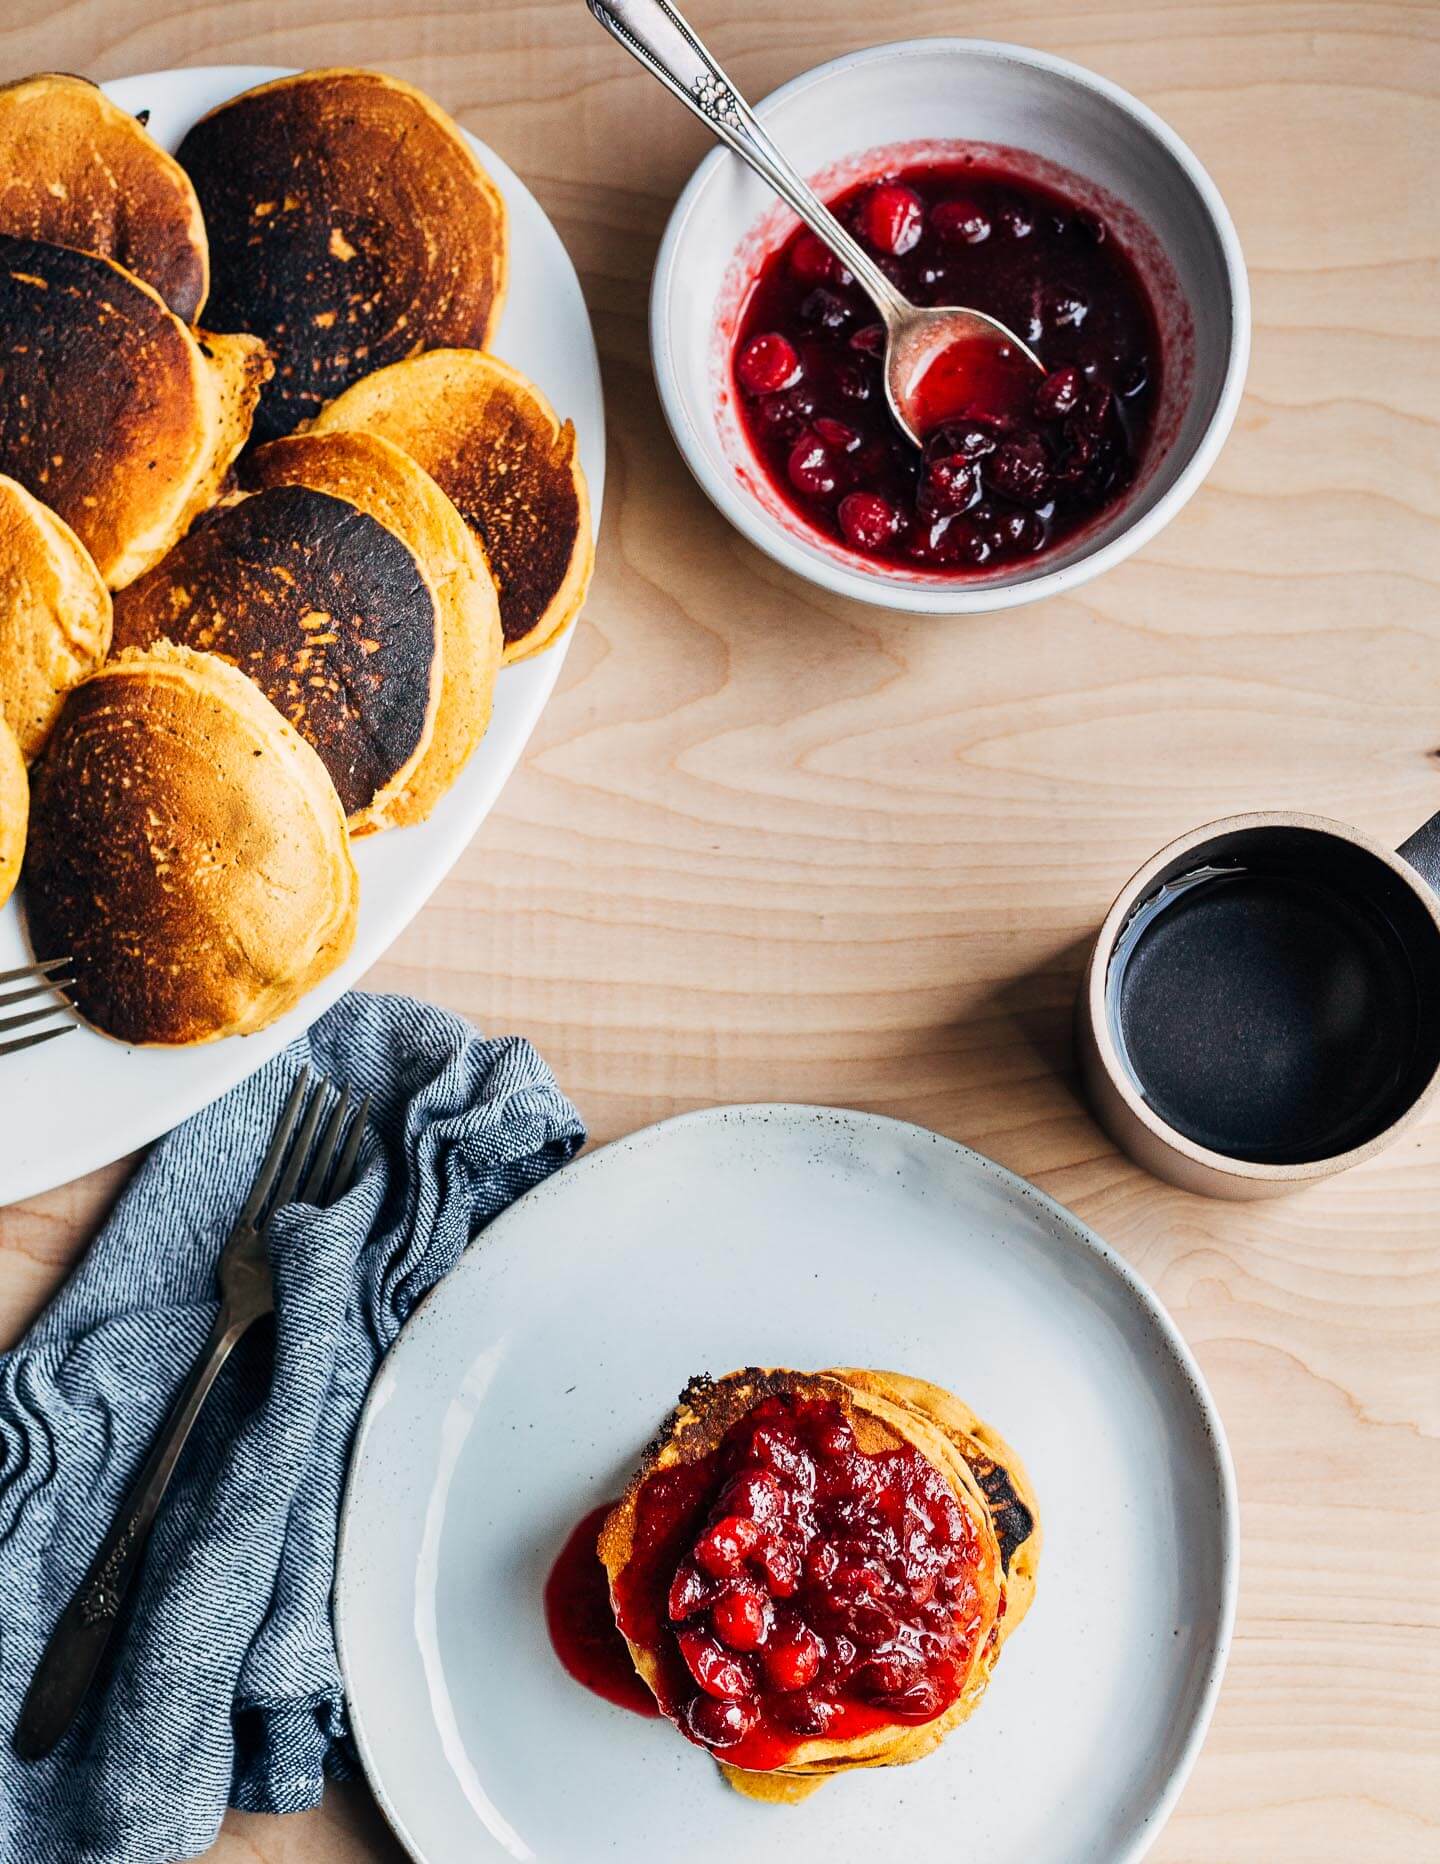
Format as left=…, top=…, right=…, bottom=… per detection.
left=1397, top=810, right=1440, bottom=893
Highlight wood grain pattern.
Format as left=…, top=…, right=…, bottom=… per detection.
left=1, top=1, right=1437, bottom=1858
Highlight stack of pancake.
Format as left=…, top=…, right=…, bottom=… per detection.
left=0, top=68, right=593, bottom=1045
left=599, top=1366, right=1040, bottom=1802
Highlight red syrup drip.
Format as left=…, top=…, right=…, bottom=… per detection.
left=732, top=159, right=1162, bottom=574
left=544, top=1501, right=660, bottom=1718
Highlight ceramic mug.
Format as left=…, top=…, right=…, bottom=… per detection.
left=1077, top=809, right=1440, bottom=1198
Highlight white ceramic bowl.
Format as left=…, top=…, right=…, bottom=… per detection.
left=651, top=38, right=1249, bottom=613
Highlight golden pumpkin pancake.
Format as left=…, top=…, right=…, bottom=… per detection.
left=314, top=348, right=592, bottom=661
left=0, top=235, right=270, bottom=589
left=0, top=716, right=25, bottom=911
left=111, top=483, right=441, bottom=834
left=241, top=431, right=501, bottom=825
left=0, top=73, right=208, bottom=321
left=599, top=1366, right=1038, bottom=1801
left=24, top=644, right=356, bottom=1045
left=0, top=474, right=112, bottom=760
left=177, top=68, right=508, bottom=442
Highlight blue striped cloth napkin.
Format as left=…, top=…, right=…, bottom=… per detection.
left=0, top=991, right=585, bottom=1863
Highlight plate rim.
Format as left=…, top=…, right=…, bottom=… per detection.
left=335, top=1100, right=1239, bottom=1864
left=0, top=63, right=604, bottom=1207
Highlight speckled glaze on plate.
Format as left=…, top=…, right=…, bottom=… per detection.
left=0, top=65, right=605, bottom=1205
left=336, top=1103, right=1236, bottom=1864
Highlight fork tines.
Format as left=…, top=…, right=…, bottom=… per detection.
left=0, top=957, right=77, bottom=1059
left=240, top=1068, right=370, bottom=1231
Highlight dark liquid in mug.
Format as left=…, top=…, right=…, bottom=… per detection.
left=1109, top=859, right=1428, bottom=1164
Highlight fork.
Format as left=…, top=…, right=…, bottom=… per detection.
left=0, top=957, right=76, bottom=1058
left=14, top=1066, right=369, bottom=1761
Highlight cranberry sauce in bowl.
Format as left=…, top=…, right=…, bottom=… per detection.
left=607, top=1390, right=994, bottom=1772
left=731, top=159, right=1162, bottom=576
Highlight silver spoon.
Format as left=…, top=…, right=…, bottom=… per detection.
left=587, top=0, right=1046, bottom=447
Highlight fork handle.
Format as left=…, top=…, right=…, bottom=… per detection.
left=14, top=1303, right=252, bottom=1759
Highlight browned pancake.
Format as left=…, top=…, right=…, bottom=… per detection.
left=599, top=1366, right=1039, bottom=1801
left=110, top=483, right=441, bottom=831
left=0, top=473, right=112, bottom=760
left=0, top=716, right=24, bottom=910
left=0, top=234, right=270, bottom=588
left=314, top=349, right=593, bottom=661
left=177, top=68, right=508, bottom=442
left=0, top=73, right=208, bottom=321
left=24, top=643, right=356, bottom=1045
left=241, top=431, right=501, bottom=826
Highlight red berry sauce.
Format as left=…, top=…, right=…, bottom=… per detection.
left=544, top=1502, right=660, bottom=1717
left=732, top=160, right=1162, bottom=575
left=608, top=1390, right=993, bottom=1772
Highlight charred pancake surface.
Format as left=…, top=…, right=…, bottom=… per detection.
left=25, top=644, right=356, bottom=1045
left=111, top=484, right=439, bottom=826
left=0, top=73, right=208, bottom=321
left=316, top=349, right=592, bottom=659
left=0, top=234, right=268, bottom=588
left=178, top=69, right=507, bottom=442
left=243, top=430, right=500, bottom=826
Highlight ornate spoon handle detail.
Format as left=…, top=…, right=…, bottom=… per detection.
left=585, top=0, right=908, bottom=325
left=14, top=1304, right=252, bottom=1758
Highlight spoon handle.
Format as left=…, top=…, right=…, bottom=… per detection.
left=587, top=0, right=909, bottom=326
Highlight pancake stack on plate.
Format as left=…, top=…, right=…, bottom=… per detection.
left=0, top=66, right=594, bottom=1046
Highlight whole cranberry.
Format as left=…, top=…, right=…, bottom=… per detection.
left=694, top=1513, right=761, bottom=1579
left=838, top=491, right=898, bottom=552
left=987, top=434, right=1053, bottom=508
left=834, top=363, right=871, bottom=403
left=1047, top=288, right=1089, bottom=329
left=854, top=1655, right=943, bottom=1721
left=814, top=416, right=860, bottom=453
left=736, top=331, right=802, bottom=396
left=927, top=419, right=999, bottom=462
left=803, top=1540, right=840, bottom=1589
left=754, top=1535, right=800, bottom=1597
left=754, top=392, right=803, bottom=438
left=678, top=1628, right=754, bottom=1700
left=749, top=1424, right=818, bottom=1488
left=762, top=1623, right=825, bottom=1692
left=788, top=382, right=820, bottom=419
left=790, top=232, right=848, bottom=286
left=860, top=182, right=925, bottom=256
left=906, top=514, right=960, bottom=565
left=787, top=434, right=841, bottom=500
left=684, top=1692, right=757, bottom=1749
left=989, top=509, right=1044, bottom=554
left=1034, top=365, right=1083, bottom=420
left=800, top=287, right=851, bottom=332
left=712, top=1583, right=773, bottom=1652
left=932, top=198, right=992, bottom=246
left=770, top=1688, right=838, bottom=1736
left=810, top=1415, right=856, bottom=1460
left=918, top=453, right=980, bottom=518
left=721, top=1468, right=784, bottom=1526
left=998, top=202, right=1035, bottom=239
left=668, top=1562, right=710, bottom=1621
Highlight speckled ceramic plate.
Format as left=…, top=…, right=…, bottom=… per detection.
left=0, top=65, right=604, bottom=1206
left=336, top=1104, right=1236, bottom=1864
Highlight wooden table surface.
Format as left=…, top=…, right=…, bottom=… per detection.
left=1, top=1, right=1436, bottom=1858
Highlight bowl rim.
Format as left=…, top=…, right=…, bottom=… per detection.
left=650, top=35, right=1251, bottom=615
